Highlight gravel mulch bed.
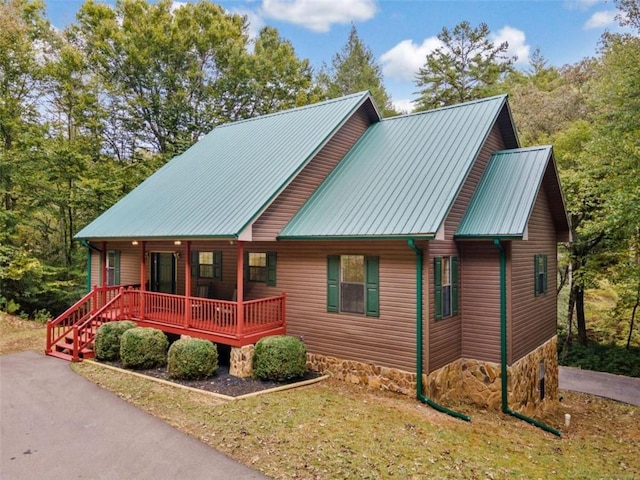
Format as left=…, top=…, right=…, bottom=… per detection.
left=102, top=361, right=321, bottom=397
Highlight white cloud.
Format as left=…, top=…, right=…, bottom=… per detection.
left=260, top=0, right=377, bottom=32
left=565, top=0, right=602, bottom=10
left=380, top=37, right=442, bottom=82
left=492, top=26, right=530, bottom=65
left=392, top=99, right=415, bottom=114
left=584, top=10, right=617, bottom=29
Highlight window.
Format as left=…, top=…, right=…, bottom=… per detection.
left=105, top=250, right=120, bottom=286
left=434, top=256, right=458, bottom=320
left=249, top=253, right=267, bottom=282
left=534, top=254, right=548, bottom=296
left=327, top=255, right=379, bottom=317
left=191, top=251, right=222, bottom=280
left=245, top=252, right=277, bottom=286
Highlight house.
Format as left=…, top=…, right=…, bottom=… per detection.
left=47, top=91, right=570, bottom=416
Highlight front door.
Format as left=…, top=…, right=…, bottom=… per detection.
left=150, top=252, right=176, bottom=294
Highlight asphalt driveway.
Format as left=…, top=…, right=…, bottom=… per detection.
left=559, top=366, right=640, bottom=406
left=0, top=351, right=269, bottom=480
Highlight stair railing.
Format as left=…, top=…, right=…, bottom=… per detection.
left=72, top=288, right=130, bottom=359
left=46, top=285, right=122, bottom=358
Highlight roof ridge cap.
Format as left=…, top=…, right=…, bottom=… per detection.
left=493, top=145, right=552, bottom=154
left=216, top=91, right=369, bottom=129
left=382, top=94, right=507, bottom=122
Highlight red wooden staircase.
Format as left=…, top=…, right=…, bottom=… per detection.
left=46, top=286, right=125, bottom=361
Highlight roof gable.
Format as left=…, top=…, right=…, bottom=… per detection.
left=75, top=92, right=378, bottom=240
left=456, top=146, right=571, bottom=240
left=280, top=95, right=509, bottom=239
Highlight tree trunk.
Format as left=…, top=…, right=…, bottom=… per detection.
left=576, top=285, right=587, bottom=345
left=562, top=263, right=575, bottom=362
left=627, top=273, right=640, bottom=349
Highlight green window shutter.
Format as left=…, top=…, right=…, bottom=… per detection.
left=451, top=256, right=459, bottom=316
left=365, top=256, right=379, bottom=317
left=327, top=255, right=340, bottom=312
left=191, top=250, right=199, bottom=278
left=534, top=254, right=539, bottom=296
left=213, top=251, right=223, bottom=281
left=434, top=257, right=442, bottom=320
left=543, top=254, right=548, bottom=294
left=266, top=252, right=277, bottom=286
left=113, top=251, right=121, bottom=285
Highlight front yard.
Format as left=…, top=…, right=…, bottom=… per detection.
left=2, top=314, right=639, bottom=479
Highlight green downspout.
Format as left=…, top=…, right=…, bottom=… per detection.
left=493, top=239, right=561, bottom=437
left=80, top=240, right=101, bottom=293
left=408, top=239, right=471, bottom=422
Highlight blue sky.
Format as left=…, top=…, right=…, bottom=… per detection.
left=45, top=0, right=624, bottom=112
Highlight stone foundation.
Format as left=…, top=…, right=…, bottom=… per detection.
left=306, top=353, right=416, bottom=395
left=307, top=336, right=558, bottom=416
left=230, top=345, right=254, bottom=378
left=427, top=336, right=558, bottom=415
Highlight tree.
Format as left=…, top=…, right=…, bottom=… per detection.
left=414, top=21, right=515, bottom=110
left=0, top=0, right=52, bottom=313
left=219, top=26, right=320, bottom=120
left=73, top=0, right=248, bottom=158
left=585, top=27, right=640, bottom=347
left=318, top=25, right=397, bottom=116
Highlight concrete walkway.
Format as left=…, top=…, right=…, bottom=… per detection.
left=0, top=351, right=269, bottom=480
left=559, top=366, right=640, bottom=406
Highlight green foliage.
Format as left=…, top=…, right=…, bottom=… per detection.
left=119, top=327, right=168, bottom=369
left=167, top=338, right=218, bottom=380
left=31, top=309, right=51, bottom=324
left=558, top=335, right=640, bottom=377
left=94, top=320, right=137, bottom=361
left=318, top=25, right=397, bottom=116
left=0, top=297, right=21, bottom=314
left=415, top=21, right=514, bottom=110
left=253, top=335, right=307, bottom=381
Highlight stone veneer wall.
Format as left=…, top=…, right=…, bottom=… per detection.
left=230, top=345, right=254, bottom=378
left=427, top=336, right=558, bottom=415
left=306, top=336, right=558, bottom=416
left=306, top=353, right=417, bottom=395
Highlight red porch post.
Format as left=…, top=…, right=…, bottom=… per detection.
left=101, top=241, right=107, bottom=305
left=185, top=241, right=192, bottom=328
left=236, top=240, right=244, bottom=337
left=139, top=241, right=146, bottom=320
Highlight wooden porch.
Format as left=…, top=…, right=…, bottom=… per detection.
left=46, top=285, right=286, bottom=361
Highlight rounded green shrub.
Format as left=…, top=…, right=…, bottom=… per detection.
left=168, top=338, right=218, bottom=380
left=94, top=321, right=137, bottom=361
left=120, top=327, right=168, bottom=369
left=253, top=335, right=307, bottom=381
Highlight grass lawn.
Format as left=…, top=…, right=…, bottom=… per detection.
left=3, top=314, right=639, bottom=479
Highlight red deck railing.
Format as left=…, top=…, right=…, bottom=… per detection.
left=129, top=291, right=286, bottom=341
left=46, top=286, right=286, bottom=360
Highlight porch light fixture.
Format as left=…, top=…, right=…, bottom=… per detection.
left=174, top=240, right=182, bottom=245
left=132, top=240, right=139, bottom=246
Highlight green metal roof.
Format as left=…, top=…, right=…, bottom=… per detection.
left=75, top=92, right=376, bottom=240
left=279, top=95, right=509, bottom=239
left=456, top=146, right=553, bottom=238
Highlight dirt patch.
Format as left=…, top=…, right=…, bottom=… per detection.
left=101, top=360, right=320, bottom=397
